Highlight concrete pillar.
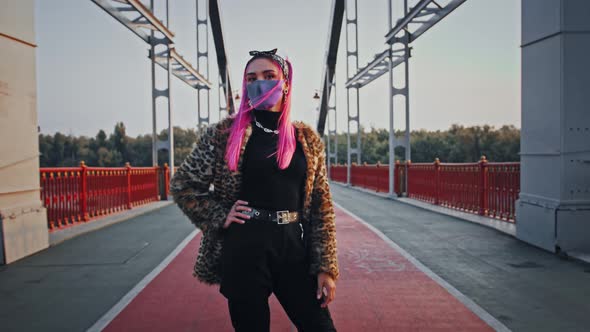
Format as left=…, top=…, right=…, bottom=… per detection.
left=0, top=0, right=49, bottom=264
left=516, top=0, right=590, bottom=256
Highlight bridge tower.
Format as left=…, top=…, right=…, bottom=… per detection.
left=0, top=0, right=49, bottom=264
left=517, top=0, right=590, bottom=256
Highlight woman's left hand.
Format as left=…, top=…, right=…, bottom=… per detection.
left=316, top=272, right=336, bottom=308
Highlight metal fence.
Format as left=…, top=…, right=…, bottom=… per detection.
left=40, top=162, right=172, bottom=231
left=330, top=157, right=520, bottom=223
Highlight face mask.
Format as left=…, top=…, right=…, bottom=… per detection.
left=246, top=79, right=285, bottom=110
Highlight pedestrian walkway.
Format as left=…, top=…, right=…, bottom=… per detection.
left=1, top=183, right=589, bottom=331
left=329, top=184, right=590, bottom=331
left=89, top=204, right=504, bottom=331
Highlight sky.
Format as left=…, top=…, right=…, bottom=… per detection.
left=36, top=0, right=521, bottom=137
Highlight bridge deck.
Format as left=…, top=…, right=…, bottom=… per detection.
left=1, top=183, right=589, bottom=331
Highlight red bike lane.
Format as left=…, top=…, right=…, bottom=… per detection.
left=100, top=204, right=501, bottom=331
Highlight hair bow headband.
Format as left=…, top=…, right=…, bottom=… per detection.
left=248, top=48, right=289, bottom=81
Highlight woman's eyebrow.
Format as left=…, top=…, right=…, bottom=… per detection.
left=246, top=69, right=277, bottom=75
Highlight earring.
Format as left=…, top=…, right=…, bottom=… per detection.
left=283, top=89, right=288, bottom=94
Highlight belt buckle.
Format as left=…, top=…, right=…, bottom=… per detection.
left=276, top=210, right=290, bottom=224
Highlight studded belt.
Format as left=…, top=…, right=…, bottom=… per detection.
left=241, top=206, right=300, bottom=224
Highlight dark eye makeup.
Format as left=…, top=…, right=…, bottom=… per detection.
left=247, top=74, right=277, bottom=82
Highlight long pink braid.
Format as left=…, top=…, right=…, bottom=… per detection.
left=223, top=57, right=295, bottom=171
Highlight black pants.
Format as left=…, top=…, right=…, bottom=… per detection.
left=219, top=217, right=337, bottom=332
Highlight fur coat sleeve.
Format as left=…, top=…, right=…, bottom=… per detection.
left=306, top=136, right=339, bottom=281
left=168, top=124, right=230, bottom=233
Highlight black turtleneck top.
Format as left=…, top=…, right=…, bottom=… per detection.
left=238, top=109, right=307, bottom=212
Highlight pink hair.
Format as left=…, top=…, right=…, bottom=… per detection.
left=223, top=56, right=295, bottom=171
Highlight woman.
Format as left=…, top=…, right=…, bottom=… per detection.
left=170, top=48, right=338, bottom=331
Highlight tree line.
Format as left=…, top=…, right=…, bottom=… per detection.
left=38, top=121, right=520, bottom=168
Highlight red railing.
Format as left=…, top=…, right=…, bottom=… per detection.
left=330, top=162, right=403, bottom=195
left=485, top=162, right=520, bottom=221
left=330, top=164, right=347, bottom=183
left=40, top=162, right=173, bottom=231
left=329, top=157, right=520, bottom=223
left=350, top=163, right=390, bottom=193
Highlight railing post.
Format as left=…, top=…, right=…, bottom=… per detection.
left=404, top=160, right=409, bottom=196
left=479, top=155, right=488, bottom=216
left=351, top=162, right=356, bottom=187
left=155, top=166, right=161, bottom=201
left=405, top=160, right=411, bottom=198
left=362, top=161, right=368, bottom=188
left=434, top=158, right=440, bottom=205
left=375, top=160, right=384, bottom=192
left=125, top=162, right=132, bottom=209
left=394, top=160, right=400, bottom=196
left=80, top=161, right=89, bottom=221
left=164, top=163, right=170, bottom=200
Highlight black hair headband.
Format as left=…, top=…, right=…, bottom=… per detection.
left=248, top=48, right=289, bottom=81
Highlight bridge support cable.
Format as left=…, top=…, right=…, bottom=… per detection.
left=217, top=69, right=228, bottom=123
left=92, top=0, right=210, bottom=88
left=387, top=0, right=411, bottom=198
left=317, top=0, right=344, bottom=181
left=195, top=0, right=211, bottom=131
left=91, top=0, right=213, bottom=181
left=324, top=67, right=338, bottom=179
left=335, top=0, right=466, bottom=197
left=345, top=0, right=361, bottom=186
left=150, top=0, right=174, bottom=180
left=92, top=0, right=174, bottom=43
left=317, top=0, right=344, bottom=137
left=209, top=0, right=236, bottom=118
left=385, top=0, right=466, bottom=45
left=384, top=0, right=465, bottom=196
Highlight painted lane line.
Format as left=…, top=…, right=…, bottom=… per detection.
left=86, top=228, right=200, bottom=332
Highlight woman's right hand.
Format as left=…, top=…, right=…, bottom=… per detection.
left=222, top=200, right=252, bottom=229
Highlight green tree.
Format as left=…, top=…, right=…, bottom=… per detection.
left=39, top=121, right=520, bottom=168
left=110, top=122, right=129, bottom=164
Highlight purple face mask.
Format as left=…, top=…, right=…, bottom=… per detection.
left=247, top=79, right=285, bottom=110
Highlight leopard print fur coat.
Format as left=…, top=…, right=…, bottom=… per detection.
left=169, top=115, right=339, bottom=285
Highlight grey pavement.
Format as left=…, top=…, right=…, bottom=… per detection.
left=330, top=182, right=590, bottom=332
left=2, top=186, right=590, bottom=331
left=0, top=203, right=194, bottom=332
